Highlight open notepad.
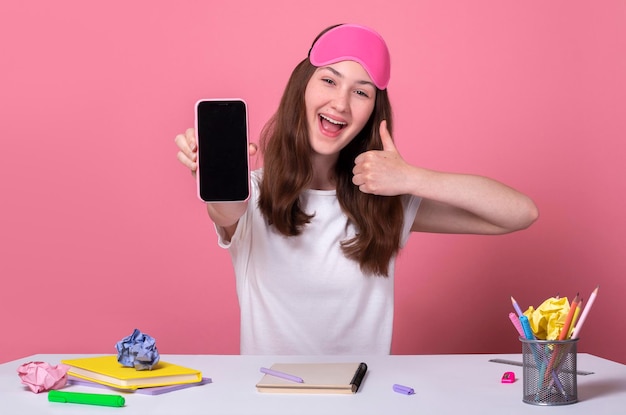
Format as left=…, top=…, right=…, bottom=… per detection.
left=256, top=362, right=367, bottom=394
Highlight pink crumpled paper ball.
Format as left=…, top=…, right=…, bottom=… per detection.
left=17, top=361, right=70, bottom=393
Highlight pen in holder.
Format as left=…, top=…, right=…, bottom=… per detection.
left=520, top=337, right=578, bottom=405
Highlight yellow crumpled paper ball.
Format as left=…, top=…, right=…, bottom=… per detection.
left=523, top=297, right=571, bottom=340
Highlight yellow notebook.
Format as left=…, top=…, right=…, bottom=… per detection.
left=62, top=355, right=202, bottom=390
left=256, top=362, right=367, bottom=394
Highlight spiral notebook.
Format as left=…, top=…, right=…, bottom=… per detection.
left=255, top=362, right=367, bottom=394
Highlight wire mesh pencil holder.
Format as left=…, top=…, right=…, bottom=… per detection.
left=520, top=337, right=578, bottom=405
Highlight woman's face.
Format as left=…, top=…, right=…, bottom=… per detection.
left=304, top=60, right=377, bottom=158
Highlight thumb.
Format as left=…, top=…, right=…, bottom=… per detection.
left=379, top=120, right=397, bottom=153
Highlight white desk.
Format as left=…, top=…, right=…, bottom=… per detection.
left=2, top=353, right=625, bottom=414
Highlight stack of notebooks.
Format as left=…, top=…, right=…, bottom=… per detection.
left=62, top=356, right=210, bottom=395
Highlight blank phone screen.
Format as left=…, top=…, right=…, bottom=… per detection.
left=196, top=100, right=249, bottom=202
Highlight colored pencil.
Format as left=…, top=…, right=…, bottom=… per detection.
left=510, top=296, right=524, bottom=318
left=571, top=285, right=599, bottom=339
left=567, top=298, right=582, bottom=339
left=543, top=293, right=580, bottom=384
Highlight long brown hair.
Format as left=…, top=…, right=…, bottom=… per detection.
left=258, top=37, right=404, bottom=277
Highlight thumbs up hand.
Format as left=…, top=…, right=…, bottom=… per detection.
left=352, top=120, right=413, bottom=196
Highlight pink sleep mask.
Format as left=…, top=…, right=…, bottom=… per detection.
left=308, top=24, right=391, bottom=90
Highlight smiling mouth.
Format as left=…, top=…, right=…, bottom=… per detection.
left=319, top=114, right=347, bottom=133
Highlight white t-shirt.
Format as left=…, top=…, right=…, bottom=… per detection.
left=216, top=169, right=421, bottom=354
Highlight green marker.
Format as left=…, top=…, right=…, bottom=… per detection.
left=48, top=390, right=125, bottom=407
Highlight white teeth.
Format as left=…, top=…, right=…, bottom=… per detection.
left=320, top=114, right=346, bottom=125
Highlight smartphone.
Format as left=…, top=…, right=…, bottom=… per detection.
left=195, top=99, right=250, bottom=202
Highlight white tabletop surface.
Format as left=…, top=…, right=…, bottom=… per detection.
left=2, top=353, right=625, bottom=414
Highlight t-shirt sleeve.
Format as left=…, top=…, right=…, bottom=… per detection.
left=400, top=195, right=422, bottom=247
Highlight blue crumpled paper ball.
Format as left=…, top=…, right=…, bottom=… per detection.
left=115, top=328, right=160, bottom=370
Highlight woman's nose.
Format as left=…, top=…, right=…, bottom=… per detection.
left=331, top=89, right=350, bottom=112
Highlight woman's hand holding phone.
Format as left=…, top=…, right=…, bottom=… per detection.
left=175, top=128, right=258, bottom=178
left=175, top=127, right=199, bottom=177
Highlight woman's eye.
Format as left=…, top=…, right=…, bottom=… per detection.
left=355, top=90, right=370, bottom=98
left=322, top=78, right=335, bottom=85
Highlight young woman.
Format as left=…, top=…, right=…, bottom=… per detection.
left=175, top=24, right=539, bottom=355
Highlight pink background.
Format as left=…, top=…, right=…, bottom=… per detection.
left=2, top=1, right=625, bottom=365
